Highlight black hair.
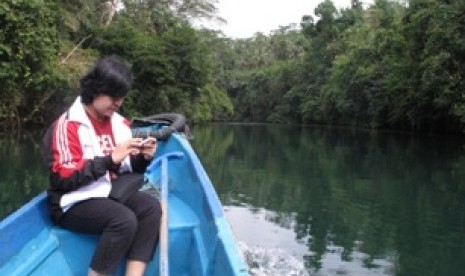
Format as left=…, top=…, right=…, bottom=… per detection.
left=80, top=56, right=133, bottom=105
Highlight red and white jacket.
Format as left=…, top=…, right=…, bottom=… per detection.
left=43, top=97, right=149, bottom=223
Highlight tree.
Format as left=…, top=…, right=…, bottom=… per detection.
left=93, top=18, right=231, bottom=122
left=400, top=0, right=465, bottom=132
left=122, top=0, right=220, bottom=34
left=300, top=0, right=347, bottom=123
left=0, top=0, right=67, bottom=127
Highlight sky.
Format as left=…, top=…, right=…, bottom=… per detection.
left=205, top=0, right=369, bottom=38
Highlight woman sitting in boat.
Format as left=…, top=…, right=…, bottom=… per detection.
left=42, top=56, right=162, bottom=276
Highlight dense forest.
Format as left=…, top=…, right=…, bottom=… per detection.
left=1, top=0, right=465, bottom=134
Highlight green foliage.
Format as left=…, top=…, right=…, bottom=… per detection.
left=57, top=0, right=100, bottom=40
left=92, top=19, right=232, bottom=122
left=400, top=0, right=465, bottom=131
left=208, top=0, right=465, bottom=133
left=205, top=26, right=306, bottom=123
left=0, top=0, right=68, bottom=126
left=0, top=0, right=230, bottom=127
left=189, top=84, right=233, bottom=121
left=123, top=0, right=219, bottom=35
left=3, top=0, right=465, bottom=133
left=228, top=60, right=303, bottom=123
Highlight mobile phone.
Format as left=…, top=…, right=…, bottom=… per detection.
left=139, top=138, right=155, bottom=147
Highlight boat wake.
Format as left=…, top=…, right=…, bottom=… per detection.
left=238, top=242, right=310, bottom=276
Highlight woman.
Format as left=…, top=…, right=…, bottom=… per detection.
left=43, top=56, right=161, bottom=276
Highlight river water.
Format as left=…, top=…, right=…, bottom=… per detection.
left=2, top=124, right=465, bottom=275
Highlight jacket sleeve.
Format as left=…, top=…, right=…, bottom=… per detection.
left=46, top=118, right=115, bottom=192
left=130, top=154, right=152, bottom=173
left=50, top=156, right=114, bottom=192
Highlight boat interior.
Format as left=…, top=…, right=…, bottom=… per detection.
left=0, top=133, right=247, bottom=276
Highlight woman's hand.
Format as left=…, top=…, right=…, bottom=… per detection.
left=111, top=138, right=146, bottom=164
left=138, top=137, right=157, bottom=160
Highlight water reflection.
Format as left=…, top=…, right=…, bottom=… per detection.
left=191, top=124, right=465, bottom=276
left=0, top=131, right=49, bottom=220
left=3, top=125, right=465, bottom=275
left=227, top=206, right=308, bottom=275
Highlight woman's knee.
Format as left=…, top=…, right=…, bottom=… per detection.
left=147, top=197, right=162, bottom=226
left=138, top=197, right=162, bottom=229
left=108, top=208, right=138, bottom=237
left=129, top=193, right=162, bottom=221
left=149, top=198, right=162, bottom=219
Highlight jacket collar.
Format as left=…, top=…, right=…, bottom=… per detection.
left=67, top=96, right=125, bottom=127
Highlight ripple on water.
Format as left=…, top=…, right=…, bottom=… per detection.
left=238, top=242, right=310, bottom=276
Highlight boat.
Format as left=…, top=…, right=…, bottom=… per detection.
left=0, top=114, right=249, bottom=276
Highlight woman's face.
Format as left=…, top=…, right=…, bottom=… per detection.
left=87, top=94, right=124, bottom=120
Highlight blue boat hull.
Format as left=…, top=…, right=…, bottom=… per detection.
left=0, top=132, right=249, bottom=275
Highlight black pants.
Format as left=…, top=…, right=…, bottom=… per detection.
left=59, top=192, right=162, bottom=274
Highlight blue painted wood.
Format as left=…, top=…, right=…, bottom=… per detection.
left=148, top=152, right=184, bottom=276
left=0, top=131, right=249, bottom=276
